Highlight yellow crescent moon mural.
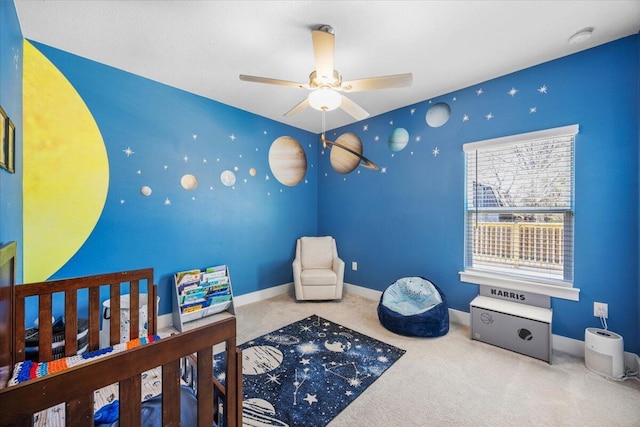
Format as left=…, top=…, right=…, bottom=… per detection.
left=23, top=40, right=109, bottom=282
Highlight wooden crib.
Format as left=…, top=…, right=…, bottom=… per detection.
left=0, top=242, right=242, bottom=426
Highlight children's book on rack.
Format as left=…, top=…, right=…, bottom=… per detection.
left=172, top=264, right=235, bottom=332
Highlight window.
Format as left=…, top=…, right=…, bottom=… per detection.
left=460, top=125, right=579, bottom=300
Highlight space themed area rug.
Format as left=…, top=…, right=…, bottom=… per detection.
left=215, top=314, right=405, bottom=427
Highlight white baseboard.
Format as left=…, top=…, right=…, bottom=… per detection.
left=161, top=281, right=639, bottom=367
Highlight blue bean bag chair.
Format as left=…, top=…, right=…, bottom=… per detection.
left=377, top=276, right=449, bottom=337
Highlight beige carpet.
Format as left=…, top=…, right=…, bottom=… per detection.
left=233, top=290, right=640, bottom=427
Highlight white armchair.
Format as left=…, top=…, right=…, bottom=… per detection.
left=293, top=236, right=345, bottom=301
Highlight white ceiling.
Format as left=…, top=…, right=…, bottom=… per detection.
left=13, top=1, right=640, bottom=134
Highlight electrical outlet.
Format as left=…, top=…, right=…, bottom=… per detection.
left=352, top=261, right=357, bottom=271
left=594, top=302, right=608, bottom=319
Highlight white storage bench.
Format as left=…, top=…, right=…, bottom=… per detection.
left=470, top=295, right=552, bottom=363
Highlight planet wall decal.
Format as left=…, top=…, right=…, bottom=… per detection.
left=249, top=167, right=257, bottom=177
left=140, top=186, right=152, bottom=196
left=388, top=128, right=409, bottom=152
left=180, top=174, right=198, bottom=190
left=220, top=170, right=236, bottom=187
left=268, top=136, right=307, bottom=186
left=323, top=132, right=379, bottom=173
left=330, top=133, right=363, bottom=174
left=426, top=102, right=451, bottom=127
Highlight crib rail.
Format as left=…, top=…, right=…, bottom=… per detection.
left=0, top=317, right=239, bottom=427
left=13, top=268, right=156, bottom=362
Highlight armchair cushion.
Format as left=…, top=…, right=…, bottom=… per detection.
left=300, top=236, right=334, bottom=269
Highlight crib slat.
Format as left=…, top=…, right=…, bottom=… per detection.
left=130, top=279, right=139, bottom=341
left=66, top=393, right=93, bottom=426
left=39, top=294, right=53, bottom=361
left=225, top=336, right=238, bottom=427
left=65, top=291, right=78, bottom=357
left=196, top=346, right=214, bottom=426
left=88, top=286, right=100, bottom=351
left=120, top=375, right=142, bottom=427
left=148, top=284, right=157, bottom=336
left=235, top=347, right=243, bottom=426
left=109, top=284, right=120, bottom=346
left=14, top=295, right=25, bottom=362
left=162, top=359, right=181, bottom=425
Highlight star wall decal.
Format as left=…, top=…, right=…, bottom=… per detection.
left=486, top=113, right=494, bottom=120
left=123, top=147, right=135, bottom=157
left=538, top=85, right=548, bottom=94
left=508, top=87, right=519, bottom=97
left=463, top=114, right=469, bottom=122
left=530, top=107, right=537, bottom=113
left=432, top=147, right=440, bottom=157
left=476, top=88, right=484, bottom=96
left=229, top=134, right=236, bottom=141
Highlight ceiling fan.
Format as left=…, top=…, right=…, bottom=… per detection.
left=239, top=25, right=413, bottom=121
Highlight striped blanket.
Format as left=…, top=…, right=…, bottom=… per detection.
left=9, top=335, right=160, bottom=385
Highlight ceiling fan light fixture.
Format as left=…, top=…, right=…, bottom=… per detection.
left=308, top=88, right=341, bottom=111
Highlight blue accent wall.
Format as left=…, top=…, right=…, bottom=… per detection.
left=319, top=35, right=640, bottom=353
left=0, top=1, right=23, bottom=282
left=21, top=41, right=318, bottom=319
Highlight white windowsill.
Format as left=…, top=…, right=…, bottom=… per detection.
left=459, top=270, right=580, bottom=301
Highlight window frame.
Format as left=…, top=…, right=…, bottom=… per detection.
left=459, top=125, right=580, bottom=301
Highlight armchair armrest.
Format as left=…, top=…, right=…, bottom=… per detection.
left=332, top=256, right=345, bottom=287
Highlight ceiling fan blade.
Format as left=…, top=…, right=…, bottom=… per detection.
left=341, top=73, right=413, bottom=92
left=311, top=28, right=335, bottom=82
left=339, top=95, right=369, bottom=120
left=284, top=97, right=310, bottom=117
left=240, top=74, right=308, bottom=89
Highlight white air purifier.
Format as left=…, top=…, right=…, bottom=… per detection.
left=584, top=327, right=624, bottom=379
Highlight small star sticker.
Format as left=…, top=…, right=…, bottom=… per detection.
left=164, top=198, right=171, bottom=206
left=363, top=124, right=368, bottom=131
left=137, top=170, right=142, bottom=175
left=192, top=134, right=197, bottom=139
left=164, top=165, right=168, bottom=170
left=486, top=113, right=494, bottom=120
left=123, top=147, right=134, bottom=157
left=415, top=136, right=421, bottom=142
left=463, top=114, right=469, bottom=122
left=410, top=108, right=416, bottom=115
left=508, top=87, right=519, bottom=97
left=389, top=120, right=394, bottom=125
left=530, top=107, right=537, bottom=113
left=374, top=135, right=380, bottom=141
left=381, top=167, right=387, bottom=174
left=538, top=85, right=548, bottom=94
left=433, top=147, right=440, bottom=157
left=476, top=88, right=484, bottom=96
left=183, top=155, right=189, bottom=162
left=229, top=134, right=236, bottom=141
left=120, top=199, right=125, bottom=204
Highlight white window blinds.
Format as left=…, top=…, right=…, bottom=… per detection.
left=463, top=125, right=578, bottom=285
